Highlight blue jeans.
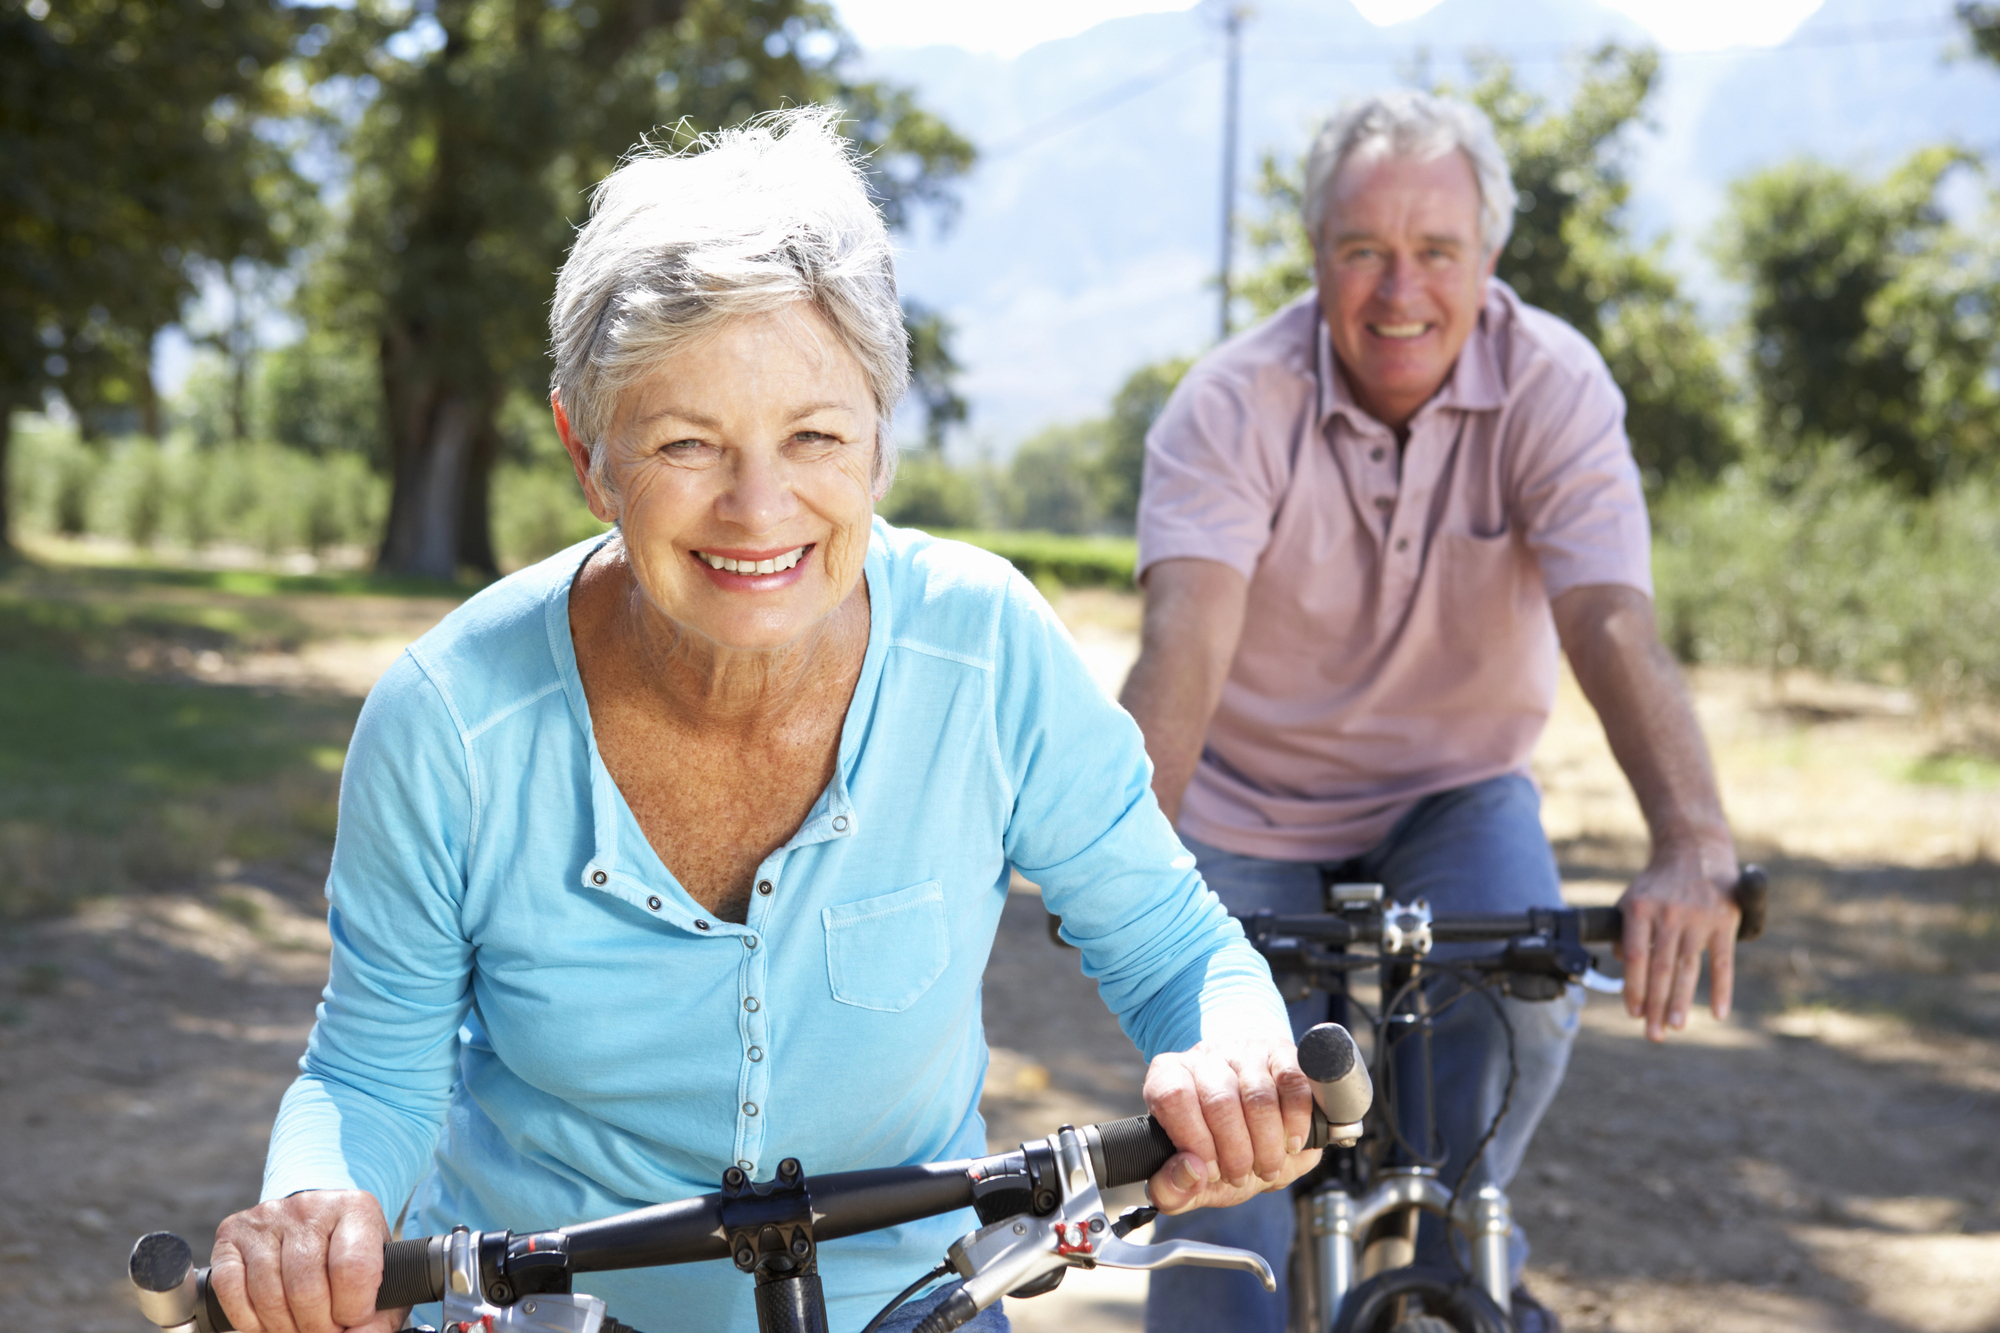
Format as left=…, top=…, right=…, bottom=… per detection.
left=1144, top=775, right=1584, bottom=1333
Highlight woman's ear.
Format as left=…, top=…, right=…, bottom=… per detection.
left=553, top=392, right=619, bottom=524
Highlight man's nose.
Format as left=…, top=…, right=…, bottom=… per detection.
left=1374, top=254, right=1421, bottom=305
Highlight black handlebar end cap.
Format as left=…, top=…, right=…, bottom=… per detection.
left=1733, top=864, right=1769, bottom=942
left=130, top=1232, right=195, bottom=1294
left=1296, top=1023, right=1358, bottom=1084
left=1095, top=1115, right=1180, bottom=1189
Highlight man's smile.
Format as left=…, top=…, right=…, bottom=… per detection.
left=1367, top=322, right=1433, bottom=340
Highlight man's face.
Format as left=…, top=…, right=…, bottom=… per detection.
left=1314, top=147, right=1497, bottom=432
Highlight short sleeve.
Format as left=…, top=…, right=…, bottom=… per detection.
left=1508, top=350, right=1653, bottom=599
left=1135, top=370, right=1288, bottom=584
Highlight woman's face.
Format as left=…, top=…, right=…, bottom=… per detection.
left=569, top=304, right=880, bottom=653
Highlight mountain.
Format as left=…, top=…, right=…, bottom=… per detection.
left=859, top=0, right=2000, bottom=452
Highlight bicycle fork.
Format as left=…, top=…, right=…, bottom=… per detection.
left=1300, top=1174, right=1512, bottom=1323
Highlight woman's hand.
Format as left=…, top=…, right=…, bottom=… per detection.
left=1142, top=1031, right=1321, bottom=1214
left=209, top=1191, right=406, bottom=1333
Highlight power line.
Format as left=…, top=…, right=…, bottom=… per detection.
left=978, top=42, right=1212, bottom=161
left=1252, top=17, right=1965, bottom=66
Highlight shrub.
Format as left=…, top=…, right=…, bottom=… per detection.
left=1654, top=456, right=2000, bottom=710
left=919, top=528, right=1137, bottom=589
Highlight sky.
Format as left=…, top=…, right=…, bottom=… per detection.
left=833, top=0, right=1829, bottom=57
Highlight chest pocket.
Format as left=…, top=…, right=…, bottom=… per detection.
left=822, top=880, right=951, bottom=1012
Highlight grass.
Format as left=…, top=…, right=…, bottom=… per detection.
left=0, top=557, right=371, bottom=919
left=922, top=529, right=1138, bottom=588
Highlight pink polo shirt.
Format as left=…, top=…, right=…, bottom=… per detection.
left=1137, top=282, right=1651, bottom=862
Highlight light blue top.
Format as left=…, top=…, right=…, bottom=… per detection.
left=263, top=519, right=1288, bottom=1332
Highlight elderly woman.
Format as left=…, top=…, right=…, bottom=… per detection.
left=209, top=109, right=1313, bottom=1333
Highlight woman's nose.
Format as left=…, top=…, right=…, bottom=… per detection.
left=716, top=448, right=798, bottom=533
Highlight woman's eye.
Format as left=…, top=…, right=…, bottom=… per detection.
left=661, top=438, right=704, bottom=453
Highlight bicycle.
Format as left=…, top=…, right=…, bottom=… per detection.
left=1232, top=865, right=1770, bottom=1333
left=126, top=1023, right=1377, bottom=1333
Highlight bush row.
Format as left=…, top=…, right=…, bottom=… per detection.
left=5, top=421, right=609, bottom=571
left=923, top=528, right=1138, bottom=588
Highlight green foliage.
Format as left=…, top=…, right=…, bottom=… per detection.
left=904, top=303, right=968, bottom=451
left=1964, top=3, right=2000, bottom=64
left=8, top=420, right=386, bottom=557
left=1654, top=456, right=2000, bottom=711
left=491, top=460, right=610, bottom=571
left=1716, top=149, right=2000, bottom=492
left=262, top=330, right=387, bottom=460
left=0, top=0, right=306, bottom=432
left=1236, top=46, right=1741, bottom=488
left=300, top=0, right=974, bottom=576
left=879, top=450, right=987, bottom=530
left=1098, top=358, right=1192, bottom=525
left=1239, top=152, right=1313, bottom=320
left=1008, top=421, right=1108, bottom=535
left=922, top=529, right=1136, bottom=589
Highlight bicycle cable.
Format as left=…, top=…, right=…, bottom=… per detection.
left=1372, top=969, right=1451, bottom=1169
left=1429, top=961, right=1521, bottom=1287
left=857, top=1261, right=955, bottom=1333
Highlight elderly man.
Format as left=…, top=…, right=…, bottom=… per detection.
left=1123, top=91, right=1741, bottom=1333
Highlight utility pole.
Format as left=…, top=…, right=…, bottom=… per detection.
left=1216, top=4, right=1247, bottom=342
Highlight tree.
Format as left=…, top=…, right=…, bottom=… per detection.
left=1236, top=46, right=1739, bottom=489
left=904, top=303, right=968, bottom=452
left=1009, top=422, right=1106, bottom=535
left=1716, top=149, right=2000, bottom=492
left=1963, top=3, right=2000, bottom=63
left=1096, top=357, right=1191, bottom=526
left=0, top=0, right=303, bottom=552
left=306, top=0, right=973, bottom=579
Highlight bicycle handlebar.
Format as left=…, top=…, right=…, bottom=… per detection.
left=141, top=1113, right=1193, bottom=1331
left=1242, top=865, right=1769, bottom=949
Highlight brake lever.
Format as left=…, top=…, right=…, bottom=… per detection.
left=1580, top=967, right=1624, bottom=995
left=935, top=1126, right=1274, bottom=1329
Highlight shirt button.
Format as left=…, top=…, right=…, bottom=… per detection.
left=832, top=816, right=849, bottom=832
left=646, top=895, right=662, bottom=911
left=694, top=919, right=710, bottom=931
left=744, top=936, right=757, bottom=949
left=757, top=880, right=774, bottom=895
left=744, top=997, right=760, bottom=1012
left=591, top=870, right=608, bottom=886
left=1370, top=447, right=1386, bottom=463
left=1374, top=496, right=1392, bottom=511
left=748, top=1046, right=764, bottom=1062
left=743, top=1102, right=759, bottom=1117
left=1395, top=537, right=1409, bottom=552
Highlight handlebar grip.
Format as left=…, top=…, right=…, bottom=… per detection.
left=1733, top=864, right=1768, bottom=942
left=1297, top=1022, right=1372, bottom=1125
left=379, top=1236, right=441, bottom=1309
left=1093, top=1114, right=1179, bottom=1189
left=1576, top=907, right=1622, bottom=943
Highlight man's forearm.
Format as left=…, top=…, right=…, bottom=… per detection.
left=1119, top=559, right=1249, bottom=825
left=1554, top=584, right=1734, bottom=873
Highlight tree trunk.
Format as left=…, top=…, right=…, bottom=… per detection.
left=374, top=327, right=502, bottom=581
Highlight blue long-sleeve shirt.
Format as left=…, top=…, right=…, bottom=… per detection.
left=264, top=519, right=1288, bottom=1331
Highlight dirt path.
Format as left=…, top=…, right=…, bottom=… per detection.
left=2, top=578, right=1995, bottom=1333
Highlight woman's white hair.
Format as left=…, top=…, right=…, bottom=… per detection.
left=550, top=106, right=906, bottom=497
left=1302, top=91, right=1518, bottom=257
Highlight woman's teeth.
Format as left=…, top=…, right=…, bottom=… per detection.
left=697, top=546, right=807, bottom=575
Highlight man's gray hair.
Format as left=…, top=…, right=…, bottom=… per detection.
left=550, top=106, right=906, bottom=497
left=1301, top=91, right=1518, bottom=257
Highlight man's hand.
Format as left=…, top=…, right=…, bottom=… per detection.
left=1141, top=1032, right=1322, bottom=1215
left=1618, top=854, right=1740, bottom=1042
left=209, top=1191, right=406, bottom=1333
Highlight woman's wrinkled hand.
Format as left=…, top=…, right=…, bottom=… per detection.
left=209, top=1191, right=406, bottom=1333
left=1142, top=1031, right=1321, bottom=1215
